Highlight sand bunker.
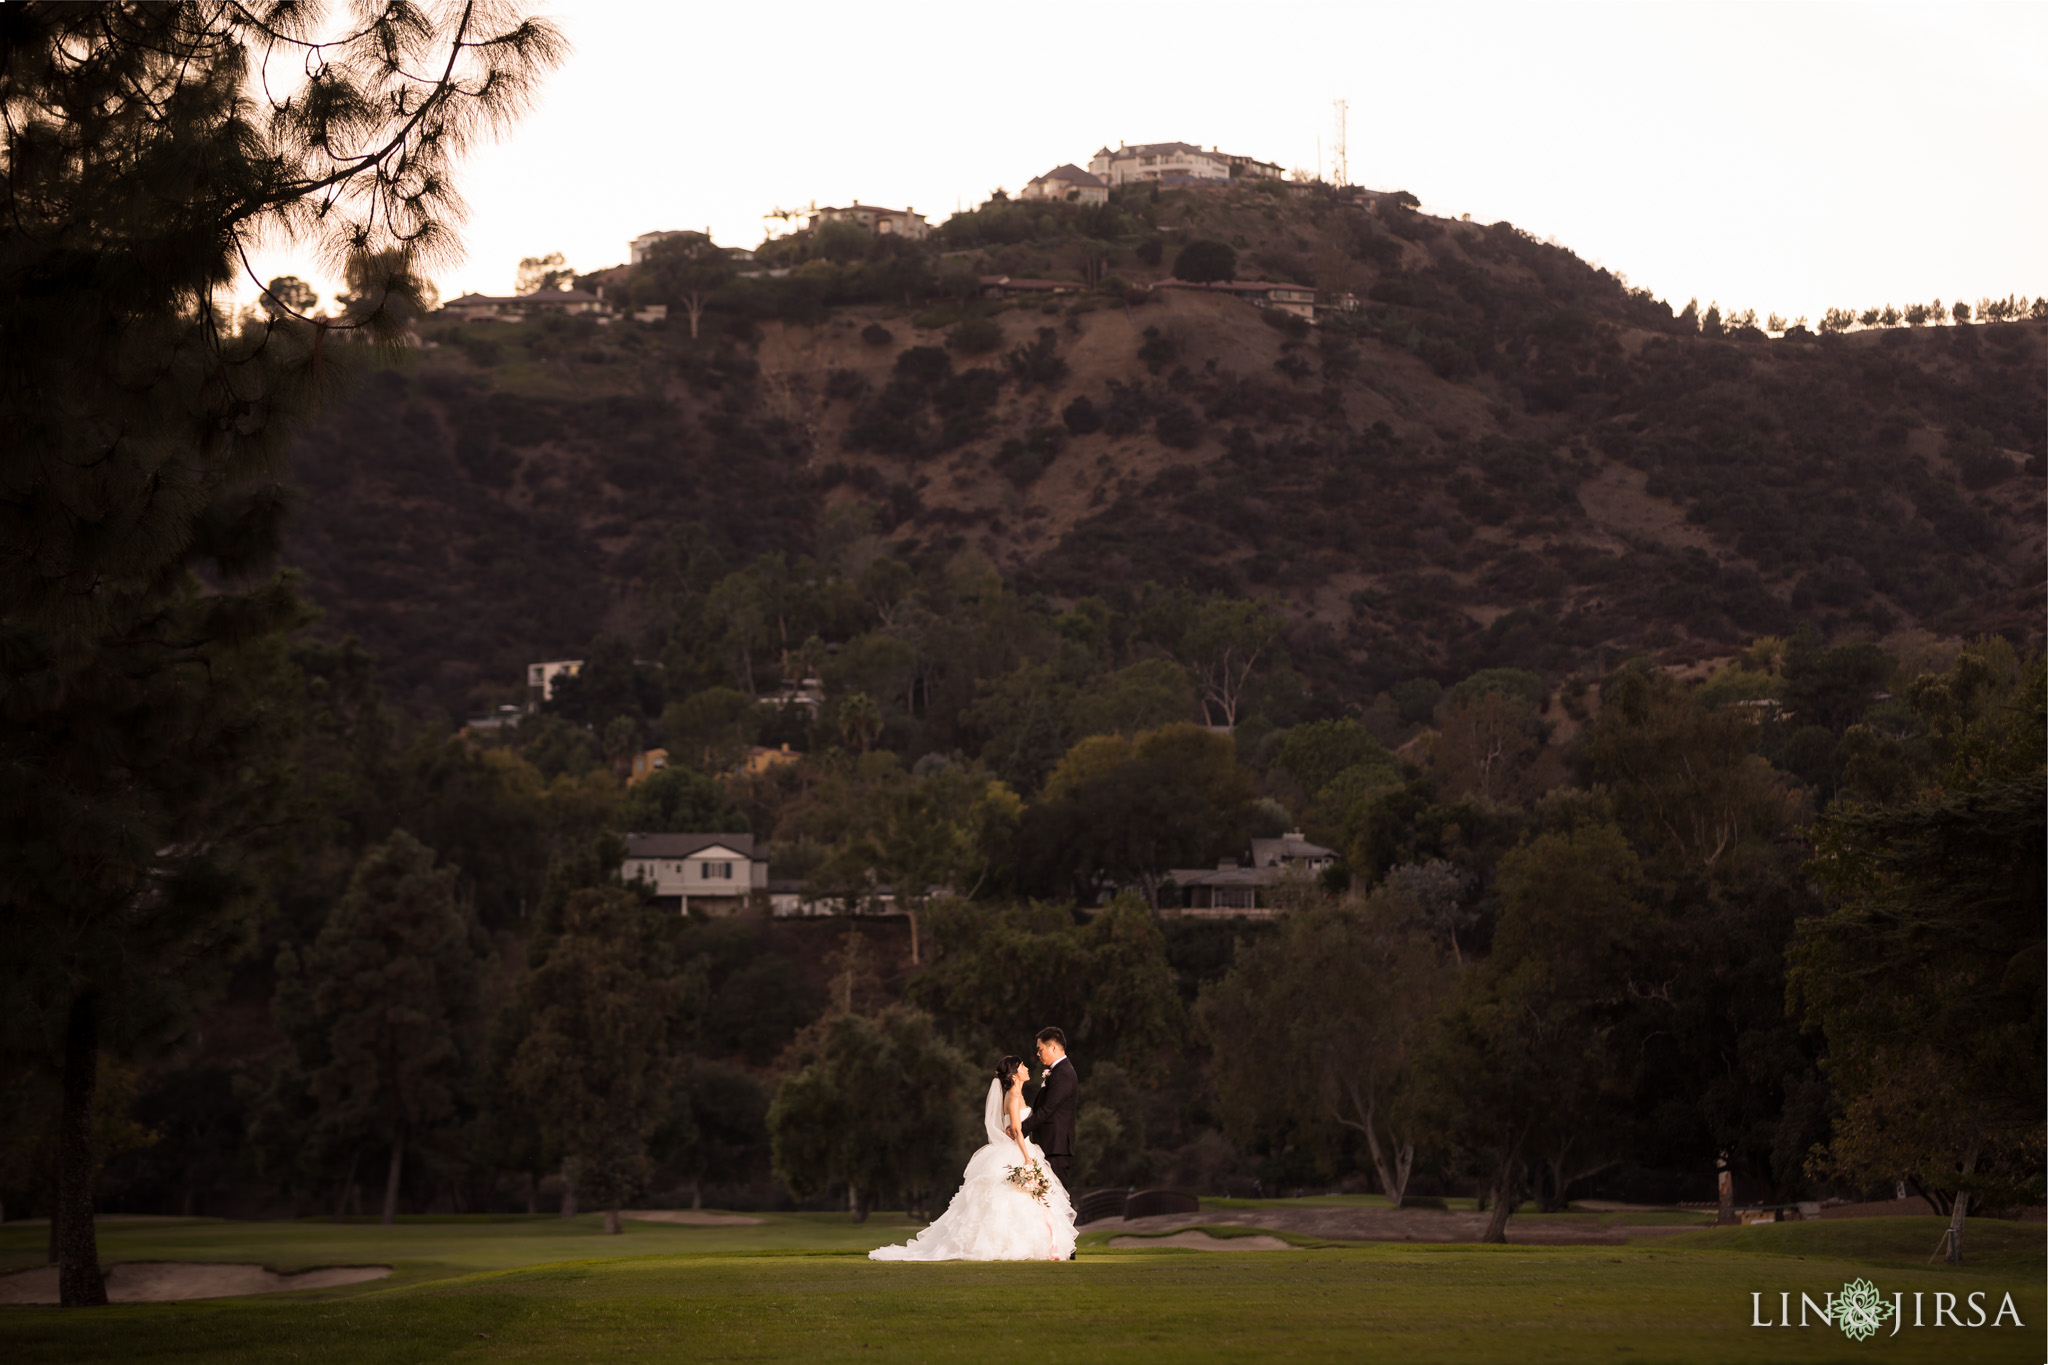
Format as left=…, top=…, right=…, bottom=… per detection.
left=621, top=1210, right=765, bottom=1227
left=0, top=1262, right=390, bottom=1305
left=1107, top=1231, right=1292, bottom=1252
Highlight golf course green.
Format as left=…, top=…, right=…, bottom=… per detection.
left=2, top=1210, right=2040, bottom=1362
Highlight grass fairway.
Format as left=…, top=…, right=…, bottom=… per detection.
left=2, top=1213, right=2041, bottom=1363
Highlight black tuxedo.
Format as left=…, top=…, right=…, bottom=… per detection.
left=1021, top=1057, right=1078, bottom=1193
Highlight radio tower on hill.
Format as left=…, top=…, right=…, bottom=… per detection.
left=1331, top=98, right=1350, bottom=187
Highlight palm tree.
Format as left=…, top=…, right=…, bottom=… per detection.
left=837, top=692, right=881, bottom=754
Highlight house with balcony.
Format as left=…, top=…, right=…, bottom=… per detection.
left=1087, top=142, right=1284, bottom=188
left=622, top=832, right=768, bottom=915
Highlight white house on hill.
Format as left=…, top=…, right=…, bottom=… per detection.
left=1087, top=142, right=1284, bottom=188
left=623, top=833, right=768, bottom=915
left=1021, top=165, right=1108, bottom=204
left=808, top=204, right=929, bottom=240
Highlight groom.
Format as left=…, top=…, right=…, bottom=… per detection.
left=1020, top=1026, right=1078, bottom=1199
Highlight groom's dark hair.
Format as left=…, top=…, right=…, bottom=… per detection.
left=1035, top=1026, right=1066, bottom=1049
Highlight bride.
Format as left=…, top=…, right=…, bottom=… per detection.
left=870, top=1055, right=1077, bottom=1261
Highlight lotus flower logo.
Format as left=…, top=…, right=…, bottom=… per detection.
left=1834, top=1278, right=1896, bottom=1341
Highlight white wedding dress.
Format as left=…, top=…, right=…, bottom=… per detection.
left=869, top=1080, right=1077, bottom=1261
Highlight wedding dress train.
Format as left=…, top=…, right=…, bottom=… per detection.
left=869, top=1081, right=1077, bottom=1261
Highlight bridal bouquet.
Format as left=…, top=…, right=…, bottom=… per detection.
left=1005, top=1162, right=1052, bottom=1206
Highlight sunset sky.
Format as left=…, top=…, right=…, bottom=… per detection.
left=254, top=1, right=2046, bottom=325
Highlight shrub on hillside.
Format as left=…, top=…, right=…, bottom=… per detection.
left=823, top=369, right=869, bottom=403
left=1137, top=326, right=1179, bottom=373
left=1061, top=394, right=1103, bottom=435
left=1173, top=239, right=1237, bottom=284
left=947, top=316, right=1004, bottom=354
left=1006, top=328, right=1069, bottom=388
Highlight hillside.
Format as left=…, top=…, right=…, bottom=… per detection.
left=281, top=185, right=2046, bottom=717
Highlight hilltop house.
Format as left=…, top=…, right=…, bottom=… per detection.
left=808, top=204, right=929, bottom=240
left=1165, top=831, right=1336, bottom=916
left=630, top=230, right=759, bottom=265
left=1088, top=142, right=1284, bottom=188
left=631, top=230, right=690, bottom=264
left=1157, top=278, right=1319, bottom=321
left=623, top=833, right=767, bottom=915
left=1021, top=164, right=1109, bottom=204
left=441, top=288, right=612, bottom=323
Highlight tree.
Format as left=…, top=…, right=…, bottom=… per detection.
left=836, top=691, right=882, bottom=753
left=260, top=275, right=320, bottom=321
left=909, top=895, right=1182, bottom=1080
left=1419, top=820, right=1648, bottom=1242
left=620, top=764, right=744, bottom=835
left=1951, top=299, right=1972, bottom=324
left=1432, top=691, right=1540, bottom=803
left=769, top=1006, right=973, bottom=1221
left=516, top=252, right=574, bottom=295
left=662, top=687, right=762, bottom=773
left=1172, top=239, right=1237, bottom=284
left=270, top=832, right=488, bottom=1224
left=1199, top=891, right=1454, bottom=1204
left=1, top=4, right=559, bottom=1301
left=1790, top=647, right=2045, bottom=1264
left=1176, top=599, right=1282, bottom=729
left=1275, top=719, right=1395, bottom=803
left=1580, top=664, right=1792, bottom=873
left=510, top=887, right=680, bottom=1234
left=652, top=1061, right=769, bottom=1209
left=1019, top=725, right=1254, bottom=906
left=640, top=232, right=734, bottom=340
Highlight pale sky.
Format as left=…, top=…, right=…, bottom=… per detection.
left=255, top=1, right=2046, bottom=325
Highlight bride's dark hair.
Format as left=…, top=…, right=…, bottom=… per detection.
left=996, top=1055, right=1025, bottom=1092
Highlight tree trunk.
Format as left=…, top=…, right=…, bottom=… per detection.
left=690, top=1177, right=702, bottom=1211
left=334, top=1148, right=361, bottom=1222
left=908, top=905, right=921, bottom=967
left=1480, top=1156, right=1519, bottom=1244
left=1943, top=1145, right=1978, bottom=1266
left=380, top=1127, right=405, bottom=1226
left=524, top=1173, right=538, bottom=1215
left=1349, top=1087, right=1413, bottom=1208
left=56, top=993, right=107, bottom=1306
left=851, top=1184, right=868, bottom=1223
left=604, top=1207, right=622, bottom=1235
left=562, top=1181, right=578, bottom=1218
